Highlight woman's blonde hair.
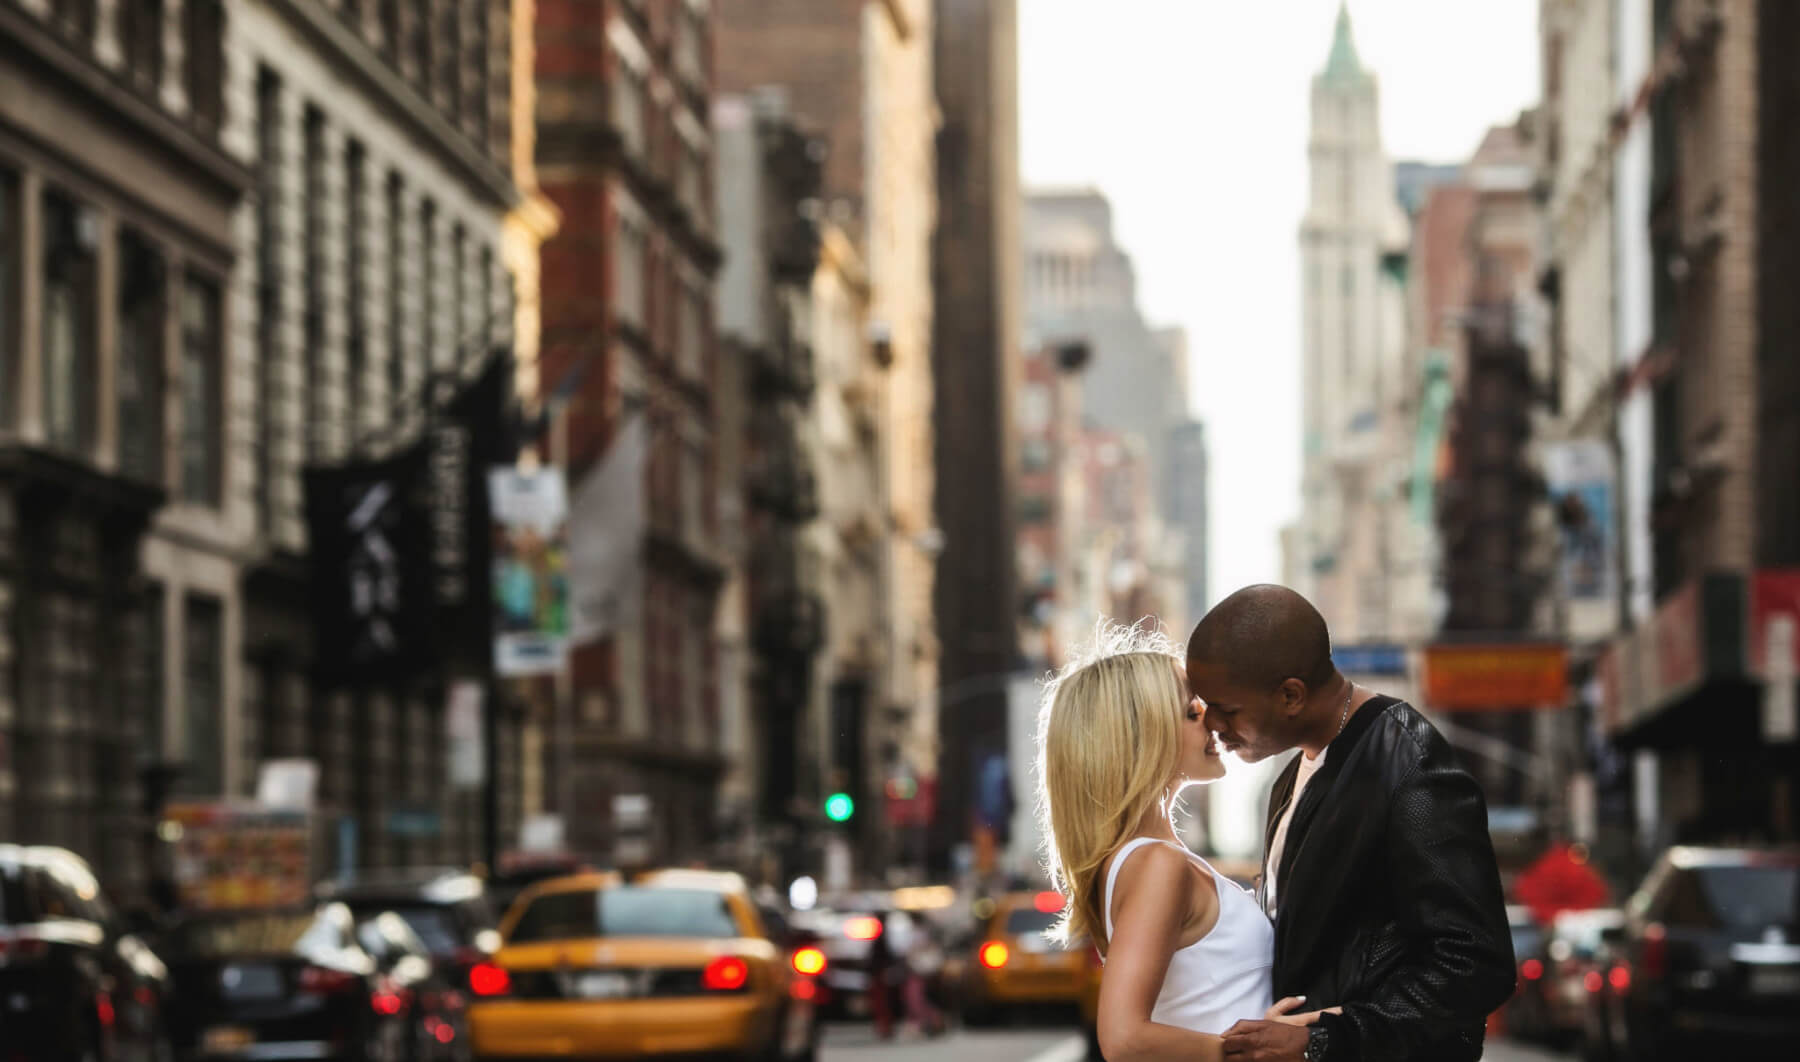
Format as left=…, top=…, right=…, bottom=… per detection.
left=1035, top=621, right=1188, bottom=953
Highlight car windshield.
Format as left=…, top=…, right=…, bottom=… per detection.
left=171, top=909, right=346, bottom=960
left=1005, top=908, right=1060, bottom=937
left=508, top=888, right=740, bottom=944
left=0, top=868, right=28, bottom=925
left=1669, top=866, right=1800, bottom=932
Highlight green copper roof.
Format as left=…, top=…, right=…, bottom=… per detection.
left=1323, top=1, right=1365, bottom=84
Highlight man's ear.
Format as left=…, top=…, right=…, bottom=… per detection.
left=1279, top=678, right=1309, bottom=716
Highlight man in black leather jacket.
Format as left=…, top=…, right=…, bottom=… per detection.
left=1186, top=585, right=1515, bottom=1062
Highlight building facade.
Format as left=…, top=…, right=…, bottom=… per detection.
left=0, top=0, right=248, bottom=896
left=230, top=0, right=522, bottom=872
left=715, top=0, right=941, bottom=874
left=535, top=0, right=727, bottom=866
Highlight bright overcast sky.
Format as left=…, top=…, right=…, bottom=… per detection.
left=1021, top=0, right=1540, bottom=610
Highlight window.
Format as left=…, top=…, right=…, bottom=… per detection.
left=119, top=0, right=166, bottom=93
left=302, top=106, right=325, bottom=460
left=184, top=0, right=224, bottom=132
left=380, top=0, right=400, bottom=59
left=41, top=190, right=97, bottom=455
left=117, top=230, right=165, bottom=484
left=410, top=0, right=434, bottom=94
left=614, top=214, right=645, bottom=328
left=481, top=246, right=495, bottom=348
left=0, top=169, right=15, bottom=428
left=182, top=596, right=224, bottom=797
left=1018, top=495, right=1052, bottom=524
left=442, top=0, right=464, bottom=122
left=387, top=173, right=406, bottom=406
left=49, top=0, right=96, bottom=43
left=345, top=141, right=367, bottom=440
left=613, top=59, right=647, bottom=160
left=420, top=199, right=437, bottom=377
left=452, top=223, right=466, bottom=367
left=180, top=274, right=222, bottom=506
left=1021, top=439, right=1051, bottom=473
left=256, top=68, right=283, bottom=533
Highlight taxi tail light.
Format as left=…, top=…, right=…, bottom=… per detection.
left=1521, top=959, right=1544, bottom=981
left=792, top=947, right=828, bottom=976
left=468, top=962, right=512, bottom=998
left=702, top=956, right=751, bottom=992
left=299, top=966, right=360, bottom=996
left=979, top=942, right=1009, bottom=970
left=791, top=978, right=818, bottom=1002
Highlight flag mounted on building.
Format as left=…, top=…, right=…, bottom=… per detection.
left=569, top=415, right=649, bottom=644
left=490, top=465, right=570, bottom=676
left=304, top=445, right=433, bottom=687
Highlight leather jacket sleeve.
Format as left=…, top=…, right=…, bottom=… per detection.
left=1328, top=743, right=1516, bottom=1061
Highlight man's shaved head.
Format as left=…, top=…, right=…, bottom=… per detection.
left=1187, top=584, right=1334, bottom=691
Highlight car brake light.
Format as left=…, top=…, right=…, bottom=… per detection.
left=1642, top=923, right=1668, bottom=981
left=1609, top=965, right=1631, bottom=992
left=468, top=963, right=511, bottom=998
left=1522, top=959, right=1543, bottom=981
left=434, top=1023, right=455, bottom=1045
left=702, top=956, right=750, bottom=992
left=371, top=981, right=409, bottom=1016
left=299, top=966, right=360, bottom=995
left=792, top=947, right=827, bottom=976
left=96, top=994, right=115, bottom=1029
left=1584, top=970, right=1604, bottom=994
left=791, top=978, right=818, bottom=1002
left=844, top=917, right=882, bottom=941
left=979, top=942, right=1009, bottom=969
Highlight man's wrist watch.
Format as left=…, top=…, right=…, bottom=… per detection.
left=1303, top=1023, right=1331, bottom=1062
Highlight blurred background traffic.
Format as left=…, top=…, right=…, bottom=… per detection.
left=1, top=1, right=1798, bottom=1060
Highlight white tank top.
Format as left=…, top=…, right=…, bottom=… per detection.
left=1102, top=837, right=1275, bottom=1035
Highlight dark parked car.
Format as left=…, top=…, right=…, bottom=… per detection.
left=1500, top=904, right=1550, bottom=1040
left=161, top=902, right=412, bottom=1062
left=0, top=845, right=175, bottom=1062
left=1607, top=846, right=1800, bottom=1059
left=351, top=911, right=471, bottom=1062
left=318, top=870, right=500, bottom=1001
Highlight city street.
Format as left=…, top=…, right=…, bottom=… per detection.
left=817, top=1023, right=1577, bottom=1062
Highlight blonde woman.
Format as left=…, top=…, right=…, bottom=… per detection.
left=1036, top=625, right=1331, bottom=1062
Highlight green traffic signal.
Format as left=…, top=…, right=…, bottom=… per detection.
left=824, top=792, right=855, bottom=822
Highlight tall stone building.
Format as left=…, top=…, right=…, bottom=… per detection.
left=930, top=0, right=1020, bottom=870
left=0, top=0, right=247, bottom=894
left=1287, top=3, right=1414, bottom=645
left=714, top=0, right=940, bottom=869
left=230, top=0, right=522, bottom=871
left=534, top=0, right=726, bottom=866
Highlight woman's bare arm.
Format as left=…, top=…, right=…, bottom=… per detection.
left=1095, top=844, right=1226, bottom=1062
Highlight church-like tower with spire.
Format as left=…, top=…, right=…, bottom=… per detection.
left=1287, top=3, right=1412, bottom=643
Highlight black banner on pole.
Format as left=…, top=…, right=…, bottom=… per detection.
left=431, top=351, right=511, bottom=668
left=304, top=444, right=433, bottom=688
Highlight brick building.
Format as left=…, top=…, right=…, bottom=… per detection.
left=534, top=0, right=726, bottom=865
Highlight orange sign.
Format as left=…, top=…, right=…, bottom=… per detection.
left=1422, top=644, right=1569, bottom=710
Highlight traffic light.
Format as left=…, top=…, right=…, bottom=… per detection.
left=824, top=792, right=855, bottom=823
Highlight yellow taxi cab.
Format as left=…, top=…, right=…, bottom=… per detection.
left=467, top=869, right=822, bottom=1060
left=961, top=890, right=1094, bottom=1024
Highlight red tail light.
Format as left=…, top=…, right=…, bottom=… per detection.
left=1584, top=970, right=1604, bottom=994
left=979, top=942, right=1009, bottom=969
left=96, top=994, right=116, bottom=1029
left=299, top=966, right=360, bottom=996
left=468, top=963, right=511, bottom=998
left=792, top=947, right=827, bottom=976
left=791, top=978, right=818, bottom=1002
left=433, top=1022, right=456, bottom=1045
left=1608, top=965, right=1631, bottom=993
left=1521, top=959, right=1544, bottom=981
left=702, top=956, right=750, bottom=992
left=1641, top=923, right=1668, bottom=981
left=371, top=989, right=404, bottom=1016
